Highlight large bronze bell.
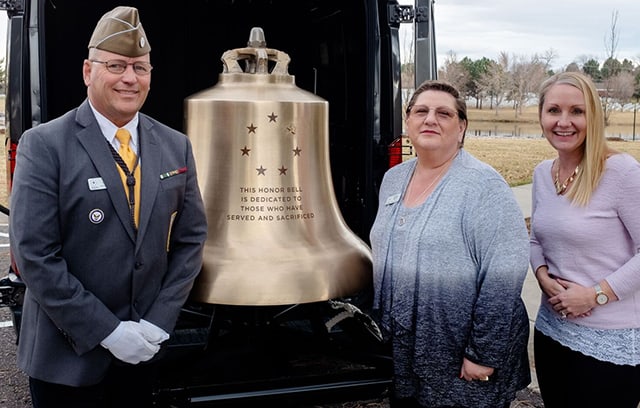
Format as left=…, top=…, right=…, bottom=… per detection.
left=186, top=28, right=372, bottom=305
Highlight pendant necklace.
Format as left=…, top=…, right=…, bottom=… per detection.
left=553, top=160, right=579, bottom=195
left=405, top=152, right=457, bottom=207
left=408, top=166, right=447, bottom=204
left=399, top=165, right=447, bottom=225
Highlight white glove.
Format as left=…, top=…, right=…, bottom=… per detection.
left=100, top=321, right=160, bottom=364
left=139, top=319, right=170, bottom=345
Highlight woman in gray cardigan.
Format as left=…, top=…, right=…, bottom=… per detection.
left=370, top=80, right=531, bottom=408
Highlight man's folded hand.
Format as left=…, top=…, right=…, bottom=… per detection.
left=100, top=321, right=160, bottom=364
left=139, top=319, right=170, bottom=345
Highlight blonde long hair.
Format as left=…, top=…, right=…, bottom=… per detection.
left=538, top=72, right=615, bottom=206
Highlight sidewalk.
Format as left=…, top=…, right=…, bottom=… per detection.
left=511, top=184, right=532, bottom=220
left=511, top=184, right=541, bottom=394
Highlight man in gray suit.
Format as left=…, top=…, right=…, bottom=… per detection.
left=9, top=6, right=208, bottom=407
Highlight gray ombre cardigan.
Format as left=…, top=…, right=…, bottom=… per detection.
left=370, top=149, right=531, bottom=407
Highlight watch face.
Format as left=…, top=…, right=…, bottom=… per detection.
left=596, top=293, right=609, bottom=305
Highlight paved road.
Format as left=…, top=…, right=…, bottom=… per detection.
left=0, top=211, right=31, bottom=408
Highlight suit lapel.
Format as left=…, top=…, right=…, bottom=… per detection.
left=136, top=117, right=161, bottom=244
left=74, top=102, right=138, bottom=242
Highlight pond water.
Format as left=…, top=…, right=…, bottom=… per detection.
left=469, top=123, right=640, bottom=141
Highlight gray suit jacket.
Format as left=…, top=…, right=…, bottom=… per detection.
left=9, top=100, right=208, bottom=386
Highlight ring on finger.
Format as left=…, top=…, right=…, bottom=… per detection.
left=480, top=376, right=489, bottom=381
left=560, top=311, right=567, bottom=318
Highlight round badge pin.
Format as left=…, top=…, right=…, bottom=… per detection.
left=89, top=209, right=105, bottom=224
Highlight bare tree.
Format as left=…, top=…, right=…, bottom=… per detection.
left=540, top=48, right=558, bottom=72
left=478, top=52, right=510, bottom=114
left=604, top=10, right=619, bottom=61
left=601, top=9, right=621, bottom=125
left=400, top=23, right=416, bottom=111
left=609, top=71, right=635, bottom=103
left=565, top=62, right=581, bottom=72
left=507, top=54, right=547, bottom=117
left=0, top=57, right=5, bottom=94
left=401, top=21, right=415, bottom=65
left=438, top=51, right=469, bottom=92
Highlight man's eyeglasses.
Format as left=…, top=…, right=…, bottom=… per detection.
left=409, top=105, right=458, bottom=122
left=90, top=60, right=153, bottom=76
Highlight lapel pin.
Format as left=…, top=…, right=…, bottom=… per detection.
left=89, top=209, right=105, bottom=224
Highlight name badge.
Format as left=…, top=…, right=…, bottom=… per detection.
left=385, top=193, right=401, bottom=206
left=88, top=177, right=107, bottom=191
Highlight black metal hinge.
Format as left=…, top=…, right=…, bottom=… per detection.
left=0, top=0, right=23, bottom=13
left=388, top=4, right=414, bottom=24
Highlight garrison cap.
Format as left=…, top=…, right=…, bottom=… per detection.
left=88, top=6, right=151, bottom=57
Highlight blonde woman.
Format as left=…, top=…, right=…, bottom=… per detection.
left=530, top=71, right=640, bottom=407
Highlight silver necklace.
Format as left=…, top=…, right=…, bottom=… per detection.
left=406, top=165, right=448, bottom=205
left=405, top=152, right=458, bottom=207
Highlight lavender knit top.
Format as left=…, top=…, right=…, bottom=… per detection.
left=530, top=153, right=640, bottom=365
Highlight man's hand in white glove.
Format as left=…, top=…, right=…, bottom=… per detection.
left=100, top=321, right=160, bottom=364
left=139, top=319, right=170, bottom=345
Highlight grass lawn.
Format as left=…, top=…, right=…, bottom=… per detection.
left=464, top=137, right=640, bottom=187
left=465, top=106, right=640, bottom=186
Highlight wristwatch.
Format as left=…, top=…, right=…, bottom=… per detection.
left=594, top=284, right=609, bottom=305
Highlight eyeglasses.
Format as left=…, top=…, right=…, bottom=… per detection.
left=409, top=105, right=458, bottom=122
left=90, top=59, right=153, bottom=76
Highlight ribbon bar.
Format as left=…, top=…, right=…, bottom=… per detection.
left=159, top=167, right=188, bottom=180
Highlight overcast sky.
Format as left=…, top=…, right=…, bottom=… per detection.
left=400, top=0, right=640, bottom=71
left=1, top=2, right=638, bottom=72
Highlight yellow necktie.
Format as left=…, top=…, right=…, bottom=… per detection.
left=115, top=128, right=141, bottom=227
